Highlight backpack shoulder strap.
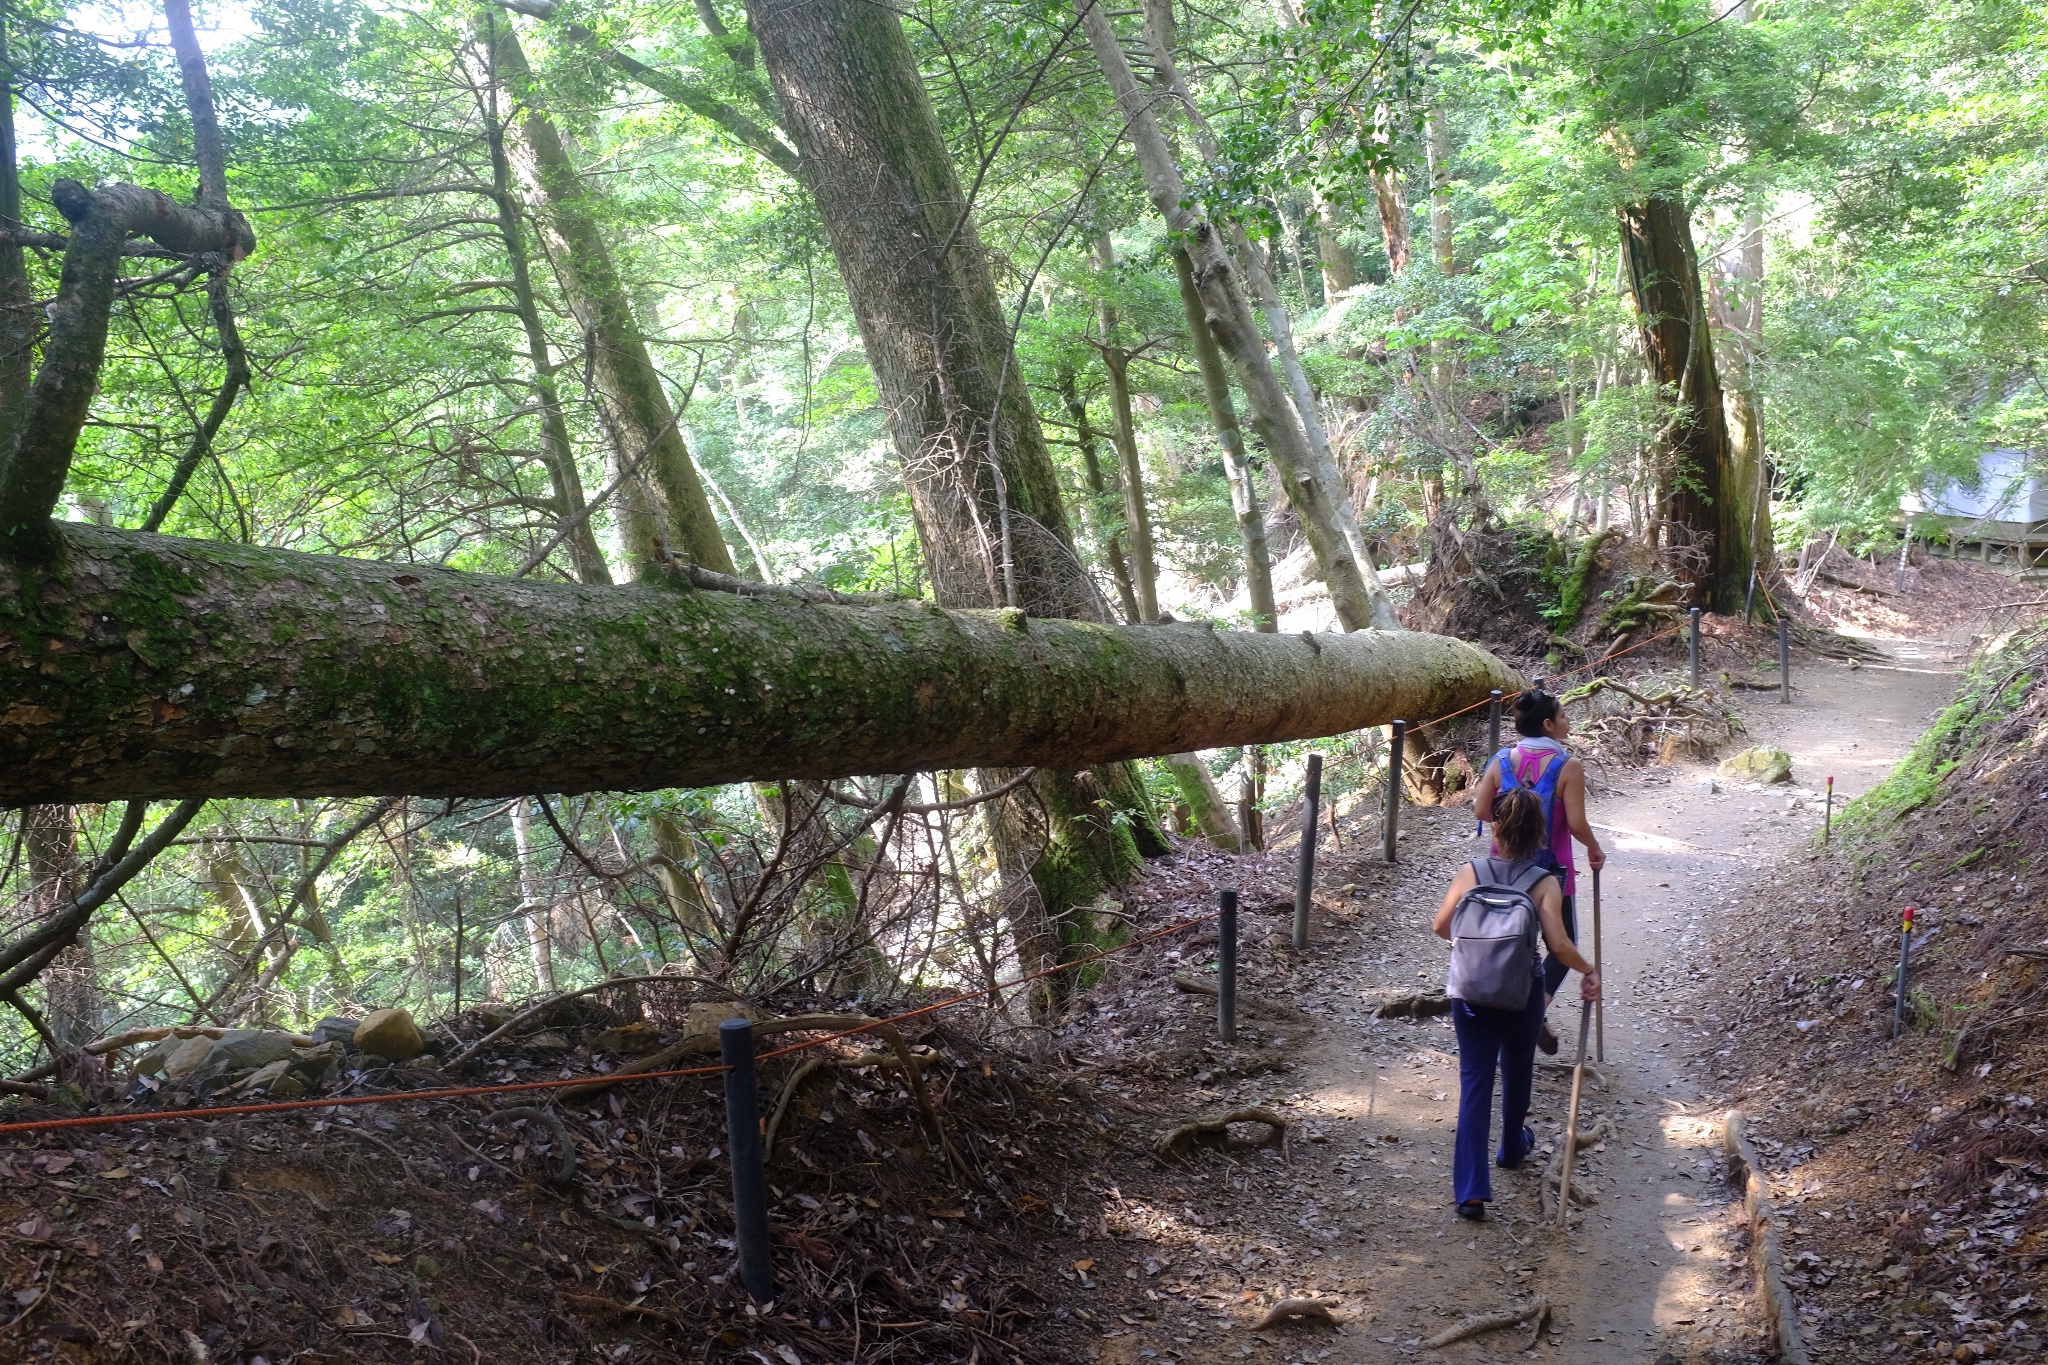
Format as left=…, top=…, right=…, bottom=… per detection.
left=1504, top=859, right=1552, bottom=895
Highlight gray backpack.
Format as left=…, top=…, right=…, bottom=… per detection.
left=1445, top=858, right=1548, bottom=1010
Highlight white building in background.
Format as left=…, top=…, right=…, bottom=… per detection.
left=1903, top=447, right=2047, bottom=575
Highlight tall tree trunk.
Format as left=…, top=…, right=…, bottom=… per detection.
left=472, top=23, right=612, bottom=587
left=1078, top=0, right=1392, bottom=632
left=1059, top=364, right=1141, bottom=622
left=1093, top=238, right=1159, bottom=621
left=1163, top=752, right=1241, bottom=851
left=1618, top=195, right=1746, bottom=609
left=1313, top=191, right=1360, bottom=296
left=0, top=18, right=37, bottom=451
left=745, top=0, right=1167, bottom=1015
left=1, top=523, right=1522, bottom=805
left=510, top=798, right=558, bottom=992
left=478, top=15, right=733, bottom=580
left=24, top=806, right=96, bottom=1052
left=1367, top=113, right=1413, bottom=277
left=1424, top=106, right=1456, bottom=277
left=1173, top=246, right=1276, bottom=631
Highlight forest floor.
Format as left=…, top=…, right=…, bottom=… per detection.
left=1045, top=632, right=1978, bottom=1365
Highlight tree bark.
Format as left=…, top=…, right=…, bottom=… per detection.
left=1710, top=209, right=1774, bottom=580
left=509, top=798, right=558, bottom=991
left=0, top=180, right=252, bottom=558
left=471, top=25, right=612, bottom=587
left=1093, top=237, right=1158, bottom=621
left=0, top=524, right=1521, bottom=805
left=1077, top=0, right=1390, bottom=632
left=1618, top=195, right=1746, bottom=608
left=479, top=16, right=734, bottom=578
left=1173, top=246, right=1275, bottom=631
left=1313, top=192, right=1360, bottom=296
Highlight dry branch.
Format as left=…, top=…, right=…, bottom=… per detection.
left=1423, top=1296, right=1549, bottom=1349
left=482, top=1106, right=575, bottom=1184
left=84, top=1024, right=317, bottom=1056
left=1153, top=1106, right=1288, bottom=1162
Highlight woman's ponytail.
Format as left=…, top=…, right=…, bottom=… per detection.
left=1492, top=787, right=1545, bottom=861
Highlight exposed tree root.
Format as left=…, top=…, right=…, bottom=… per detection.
left=1724, top=1109, right=1811, bottom=1365
left=1522, top=1300, right=1553, bottom=1350
left=483, top=1106, right=576, bottom=1185
left=1171, top=973, right=1314, bottom=1023
left=1153, top=1106, right=1289, bottom=1162
left=1538, top=1117, right=1613, bottom=1220
left=1535, top=1057, right=1609, bottom=1089
left=444, top=973, right=744, bottom=1070
left=1249, top=1296, right=1340, bottom=1330
left=1423, top=1295, right=1549, bottom=1349
left=1372, top=991, right=1453, bottom=1020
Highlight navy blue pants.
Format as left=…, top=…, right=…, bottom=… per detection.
left=1541, top=891, right=1578, bottom=1002
left=1450, top=981, right=1545, bottom=1205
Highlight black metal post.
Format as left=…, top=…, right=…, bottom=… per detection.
left=1480, top=689, right=1503, bottom=837
left=1688, top=607, right=1701, bottom=690
left=1293, top=754, right=1321, bottom=949
left=720, top=1019, right=775, bottom=1302
left=1778, top=617, right=1791, bottom=704
left=1218, top=890, right=1237, bottom=1043
left=1383, top=720, right=1406, bottom=863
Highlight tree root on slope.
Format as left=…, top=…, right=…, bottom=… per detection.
left=1249, top=1296, right=1340, bottom=1330
left=1538, top=1116, right=1614, bottom=1220
left=1372, top=991, right=1452, bottom=1020
left=1423, top=1295, right=1549, bottom=1349
left=1153, top=1106, right=1289, bottom=1162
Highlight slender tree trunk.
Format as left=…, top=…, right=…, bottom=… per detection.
left=1710, top=206, right=1774, bottom=579
left=25, top=806, right=96, bottom=1052
left=1174, top=246, right=1276, bottom=631
left=1313, top=191, right=1360, bottom=296
left=1424, top=106, right=1456, bottom=277
left=472, top=32, right=612, bottom=587
left=1618, top=195, right=1745, bottom=608
left=1101, top=346, right=1158, bottom=621
left=1079, top=0, right=1392, bottom=632
left=1060, top=365, right=1141, bottom=622
left=1367, top=113, right=1413, bottom=277
left=478, top=14, right=733, bottom=579
left=510, top=798, right=557, bottom=993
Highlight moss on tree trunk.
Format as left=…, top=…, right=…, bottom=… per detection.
left=0, top=525, right=1520, bottom=806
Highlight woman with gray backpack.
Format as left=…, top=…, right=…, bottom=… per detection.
left=1432, top=786, right=1600, bottom=1221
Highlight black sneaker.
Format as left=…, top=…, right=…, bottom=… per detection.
left=1538, top=1023, right=1560, bottom=1056
left=1456, top=1200, right=1486, bottom=1222
left=1498, top=1126, right=1536, bottom=1170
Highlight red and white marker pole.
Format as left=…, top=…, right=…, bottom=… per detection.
left=1893, top=906, right=1915, bottom=1040
left=1824, top=775, right=1835, bottom=847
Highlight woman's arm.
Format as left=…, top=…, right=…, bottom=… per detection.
left=1473, top=760, right=1501, bottom=823
left=1433, top=864, right=1478, bottom=940
left=1536, top=878, right=1600, bottom=998
left=1560, top=758, right=1606, bottom=871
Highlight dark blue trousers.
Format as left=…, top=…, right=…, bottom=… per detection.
left=1540, top=891, right=1578, bottom=1001
left=1450, top=980, right=1545, bottom=1205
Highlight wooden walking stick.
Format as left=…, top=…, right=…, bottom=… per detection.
left=1556, top=1001, right=1593, bottom=1227
left=1592, top=867, right=1604, bottom=1064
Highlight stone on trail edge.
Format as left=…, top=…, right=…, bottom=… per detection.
left=1719, top=744, right=1793, bottom=784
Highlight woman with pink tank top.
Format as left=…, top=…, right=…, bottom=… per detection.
left=1471, top=690, right=1607, bottom=1055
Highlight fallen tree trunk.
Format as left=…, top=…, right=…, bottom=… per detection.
left=0, top=525, right=1520, bottom=805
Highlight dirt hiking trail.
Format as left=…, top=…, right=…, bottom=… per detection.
left=1079, top=644, right=1965, bottom=1365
